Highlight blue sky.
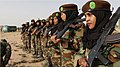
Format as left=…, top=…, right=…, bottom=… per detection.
left=0, top=0, right=120, bottom=27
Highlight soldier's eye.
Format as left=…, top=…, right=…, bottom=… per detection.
left=85, top=12, right=92, bottom=17
left=87, top=13, right=91, bottom=16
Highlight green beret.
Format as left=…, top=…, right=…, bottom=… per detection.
left=82, top=0, right=111, bottom=13
left=52, top=12, right=61, bottom=18
left=59, top=4, right=78, bottom=12
left=42, top=19, right=46, bottom=22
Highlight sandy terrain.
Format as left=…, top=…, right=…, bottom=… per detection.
left=1, top=32, right=48, bottom=67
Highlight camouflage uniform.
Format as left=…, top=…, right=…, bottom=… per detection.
left=21, top=24, right=27, bottom=50
left=80, top=0, right=120, bottom=67
left=35, top=20, right=44, bottom=58
left=39, top=19, right=47, bottom=58
left=48, top=12, right=63, bottom=67
left=49, top=4, right=84, bottom=67
left=32, top=28, right=37, bottom=55
left=52, top=25, right=85, bottom=67
left=73, top=23, right=85, bottom=67
left=60, top=28, right=79, bottom=67
left=29, top=19, right=37, bottom=55
left=57, top=4, right=83, bottom=67
left=40, top=19, right=46, bottom=46
left=40, top=26, right=46, bottom=57
left=24, top=22, right=31, bottom=52
left=50, top=44, right=61, bottom=67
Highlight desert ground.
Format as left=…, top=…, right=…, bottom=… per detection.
left=1, top=31, right=48, bottom=67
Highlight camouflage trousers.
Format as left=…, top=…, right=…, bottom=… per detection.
left=73, top=52, right=84, bottom=67
left=50, top=47, right=76, bottom=67
left=50, top=47, right=61, bottom=67
left=25, top=35, right=31, bottom=51
left=62, top=49, right=75, bottom=67
left=35, top=35, right=43, bottom=57
left=40, top=37, right=51, bottom=58
left=21, top=34, right=27, bottom=51
left=31, top=35, right=37, bottom=54
left=21, top=34, right=26, bottom=45
left=41, top=37, right=48, bottom=47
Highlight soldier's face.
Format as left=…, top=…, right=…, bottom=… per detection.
left=37, top=22, right=40, bottom=25
left=46, top=22, right=49, bottom=26
left=49, top=20, right=53, bottom=24
left=53, top=17, right=58, bottom=25
left=85, top=12, right=96, bottom=29
left=31, top=22, right=34, bottom=25
left=61, top=12, right=66, bottom=21
left=41, top=22, right=43, bottom=26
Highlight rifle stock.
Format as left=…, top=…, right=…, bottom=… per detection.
left=87, top=7, right=120, bottom=67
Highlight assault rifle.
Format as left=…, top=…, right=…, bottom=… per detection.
left=40, top=25, right=46, bottom=36
left=35, top=26, right=43, bottom=35
left=46, top=23, right=61, bottom=36
left=56, top=13, right=85, bottom=39
left=87, top=7, right=120, bottom=67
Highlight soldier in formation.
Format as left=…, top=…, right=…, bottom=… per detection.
left=20, top=0, right=120, bottom=67
left=78, top=0, right=120, bottom=67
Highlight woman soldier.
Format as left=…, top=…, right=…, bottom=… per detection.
left=78, top=0, right=120, bottom=67
left=51, top=4, right=85, bottom=67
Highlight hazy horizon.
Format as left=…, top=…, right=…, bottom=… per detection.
left=0, top=0, right=120, bottom=27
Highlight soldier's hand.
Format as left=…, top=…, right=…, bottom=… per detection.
left=51, top=35, right=61, bottom=44
left=78, top=58, right=87, bottom=67
left=75, top=23, right=83, bottom=28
